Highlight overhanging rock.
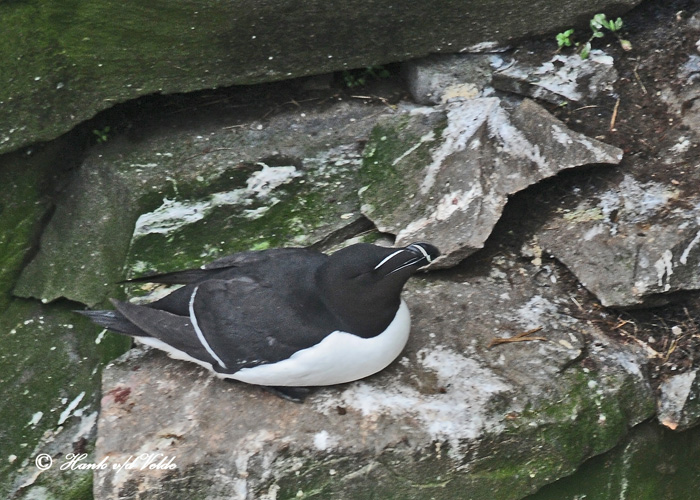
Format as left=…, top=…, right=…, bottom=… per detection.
left=359, top=97, right=623, bottom=268
left=1, top=0, right=643, bottom=154
left=492, top=50, right=619, bottom=104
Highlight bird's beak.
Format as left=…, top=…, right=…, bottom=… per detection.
left=382, top=242, right=440, bottom=275
left=405, top=243, right=440, bottom=267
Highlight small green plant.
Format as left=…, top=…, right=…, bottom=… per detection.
left=342, top=65, right=391, bottom=88
left=93, top=126, right=110, bottom=143
left=556, top=29, right=575, bottom=49
left=556, top=13, right=632, bottom=59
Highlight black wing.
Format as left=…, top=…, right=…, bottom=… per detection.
left=190, top=278, right=340, bottom=373
left=111, top=299, right=221, bottom=368
left=108, top=276, right=340, bottom=374
left=124, top=247, right=324, bottom=285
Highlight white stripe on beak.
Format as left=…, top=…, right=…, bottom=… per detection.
left=408, top=244, right=433, bottom=263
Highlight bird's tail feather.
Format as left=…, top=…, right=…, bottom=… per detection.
left=77, top=309, right=149, bottom=337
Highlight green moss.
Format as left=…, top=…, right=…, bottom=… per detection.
left=62, top=472, right=93, bottom=500
left=359, top=113, right=446, bottom=224
left=455, top=367, right=655, bottom=498
left=517, top=370, right=628, bottom=458
left=30, top=467, right=94, bottom=500
left=0, top=299, right=127, bottom=497
left=12, top=455, right=95, bottom=500
left=265, top=365, right=652, bottom=500
left=0, top=1, right=280, bottom=152
left=124, top=159, right=362, bottom=276
left=361, top=119, right=414, bottom=214
left=0, top=140, right=129, bottom=496
left=0, top=148, right=56, bottom=310
left=527, top=421, right=700, bottom=500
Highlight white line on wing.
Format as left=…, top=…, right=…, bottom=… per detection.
left=189, top=286, right=227, bottom=369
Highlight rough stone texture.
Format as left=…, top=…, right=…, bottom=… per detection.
left=0, top=146, right=55, bottom=311
left=5, top=9, right=700, bottom=494
left=661, top=53, right=700, bottom=133
left=359, top=97, right=623, bottom=268
left=403, top=54, right=502, bottom=105
left=0, top=301, right=108, bottom=499
left=537, top=173, right=700, bottom=308
left=94, top=251, right=655, bottom=499
left=527, top=420, right=700, bottom=498
left=657, top=369, right=700, bottom=432
left=1, top=0, right=642, bottom=155
left=492, top=51, right=619, bottom=104
left=13, top=154, right=140, bottom=308
left=14, top=100, right=387, bottom=307
left=0, top=145, right=128, bottom=499
left=482, top=18, right=700, bottom=312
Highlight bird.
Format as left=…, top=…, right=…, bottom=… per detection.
left=80, top=241, right=440, bottom=402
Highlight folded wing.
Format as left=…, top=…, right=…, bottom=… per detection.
left=112, top=276, right=337, bottom=374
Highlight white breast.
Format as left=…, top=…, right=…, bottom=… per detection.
left=230, top=299, right=412, bottom=387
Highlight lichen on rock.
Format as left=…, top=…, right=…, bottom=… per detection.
left=359, top=97, right=623, bottom=268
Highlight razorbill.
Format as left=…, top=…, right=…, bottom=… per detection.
left=80, top=242, right=440, bottom=401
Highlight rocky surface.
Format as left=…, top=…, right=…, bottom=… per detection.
left=94, top=258, right=654, bottom=499
left=13, top=99, right=385, bottom=307
left=4, top=1, right=700, bottom=498
left=0, top=143, right=129, bottom=500
left=529, top=418, right=700, bottom=499
left=1, top=0, right=643, bottom=155
left=403, top=54, right=499, bottom=105
left=359, top=96, right=623, bottom=268
left=657, top=368, right=700, bottom=432
left=536, top=171, right=700, bottom=308
left=492, top=50, right=619, bottom=104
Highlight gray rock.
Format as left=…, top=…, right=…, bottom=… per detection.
left=1, top=0, right=643, bottom=155
left=524, top=420, right=700, bottom=498
left=657, top=369, right=700, bottom=432
left=3, top=9, right=697, bottom=497
left=13, top=156, right=140, bottom=307
left=14, top=100, right=388, bottom=307
left=94, top=250, right=655, bottom=499
left=0, top=145, right=57, bottom=310
left=537, top=174, right=700, bottom=308
left=403, top=54, right=505, bottom=105
left=661, top=53, right=700, bottom=134
left=0, top=144, right=126, bottom=498
left=492, top=50, right=619, bottom=104
left=359, top=97, right=623, bottom=268
left=533, top=31, right=700, bottom=310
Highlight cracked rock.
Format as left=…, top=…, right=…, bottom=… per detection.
left=359, top=96, right=623, bottom=268
left=538, top=174, right=700, bottom=308
left=492, top=50, right=619, bottom=104
left=94, top=248, right=653, bottom=499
